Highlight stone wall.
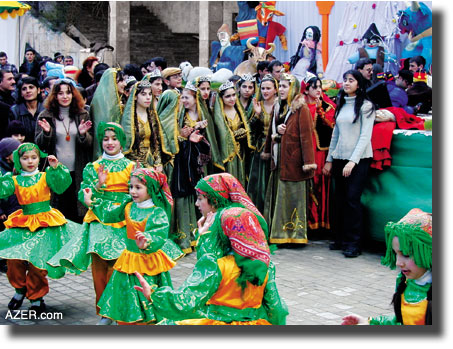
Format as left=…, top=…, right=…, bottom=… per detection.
left=18, top=13, right=85, bottom=67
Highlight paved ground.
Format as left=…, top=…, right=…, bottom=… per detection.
left=0, top=236, right=398, bottom=326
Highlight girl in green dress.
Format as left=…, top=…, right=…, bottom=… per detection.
left=98, top=168, right=183, bottom=324
left=0, top=143, right=78, bottom=314
left=247, top=74, right=278, bottom=213
left=212, top=81, right=254, bottom=188
left=48, top=122, right=135, bottom=325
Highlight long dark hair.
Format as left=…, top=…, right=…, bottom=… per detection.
left=44, top=79, right=85, bottom=118
left=334, top=70, right=370, bottom=123
left=290, top=26, right=321, bottom=72
left=132, top=83, right=157, bottom=151
left=392, top=274, right=432, bottom=325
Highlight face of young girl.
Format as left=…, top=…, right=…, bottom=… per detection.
left=222, top=88, right=237, bottom=107
left=307, top=80, right=322, bottom=101
left=20, top=150, right=39, bottom=172
left=278, top=80, right=290, bottom=101
left=136, top=88, right=152, bottom=109
left=240, top=81, right=255, bottom=99
left=260, top=81, right=276, bottom=101
left=181, top=90, right=196, bottom=110
left=199, top=82, right=211, bottom=100
left=343, top=74, right=359, bottom=97
left=57, top=84, right=73, bottom=108
left=392, top=236, right=428, bottom=280
left=151, top=78, right=163, bottom=98
left=129, top=176, right=151, bottom=203
left=102, top=130, right=122, bottom=156
left=195, top=193, right=215, bottom=217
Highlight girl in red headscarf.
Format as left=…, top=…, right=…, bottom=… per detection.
left=97, top=168, right=183, bottom=325
left=134, top=173, right=288, bottom=325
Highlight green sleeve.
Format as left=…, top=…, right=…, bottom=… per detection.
left=369, top=315, right=401, bottom=325
left=141, top=207, right=170, bottom=254
left=78, top=162, right=98, bottom=206
left=262, top=261, right=289, bottom=325
left=45, top=163, right=72, bottom=194
left=150, top=253, right=222, bottom=321
left=0, top=173, right=15, bottom=199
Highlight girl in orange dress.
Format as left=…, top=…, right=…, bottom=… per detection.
left=0, top=142, right=79, bottom=314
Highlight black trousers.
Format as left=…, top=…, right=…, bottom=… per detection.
left=331, top=158, right=371, bottom=251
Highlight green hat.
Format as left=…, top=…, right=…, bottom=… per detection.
left=97, top=121, right=126, bottom=151
left=13, top=143, right=47, bottom=173
left=381, top=208, right=432, bottom=271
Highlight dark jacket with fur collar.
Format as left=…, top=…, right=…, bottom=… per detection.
left=263, top=94, right=316, bottom=181
left=34, top=108, right=93, bottom=217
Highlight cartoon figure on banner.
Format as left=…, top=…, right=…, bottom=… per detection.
left=348, top=23, right=397, bottom=69
left=290, top=26, right=323, bottom=83
left=397, top=1, right=432, bottom=72
left=254, top=1, right=287, bottom=51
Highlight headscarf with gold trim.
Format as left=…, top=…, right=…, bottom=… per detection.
left=195, top=173, right=270, bottom=288
left=381, top=208, right=432, bottom=271
left=121, top=81, right=170, bottom=165
left=13, top=143, right=47, bottom=173
left=90, top=68, right=124, bottom=158
left=212, top=84, right=255, bottom=165
left=130, top=167, right=173, bottom=221
left=156, top=89, right=181, bottom=158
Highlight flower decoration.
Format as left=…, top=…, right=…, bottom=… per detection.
left=372, top=3, right=376, bottom=9
left=339, top=40, right=344, bottom=46
left=395, top=33, right=400, bottom=39
left=353, top=24, right=357, bottom=29
left=353, top=38, right=359, bottom=43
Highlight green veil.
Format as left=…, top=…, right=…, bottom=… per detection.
left=90, top=68, right=123, bottom=158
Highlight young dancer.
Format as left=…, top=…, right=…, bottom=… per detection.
left=342, top=209, right=432, bottom=325
left=48, top=122, right=135, bottom=324
left=97, top=168, right=183, bottom=324
left=0, top=143, right=79, bottom=314
left=134, top=173, right=288, bottom=325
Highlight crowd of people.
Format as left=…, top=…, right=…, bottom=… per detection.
left=0, top=41, right=432, bottom=326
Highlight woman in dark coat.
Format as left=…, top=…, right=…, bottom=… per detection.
left=35, top=79, right=93, bottom=223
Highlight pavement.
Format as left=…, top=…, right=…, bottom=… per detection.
left=0, top=237, right=398, bottom=326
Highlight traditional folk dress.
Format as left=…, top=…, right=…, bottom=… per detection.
left=157, top=83, right=217, bottom=254
left=212, top=83, right=254, bottom=189
left=247, top=76, right=277, bottom=213
left=263, top=75, right=316, bottom=244
left=371, top=208, right=432, bottom=325
left=147, top=173, right=288, bottom=325
left=0, top=143, right=79, bottom=302
left=306, top=93, right=336, bottom=230
left=48, top=122, right=134, bottom=314
left=121, top=80, right=168, bottom=168
left=98, top=168, right=183, bottom=324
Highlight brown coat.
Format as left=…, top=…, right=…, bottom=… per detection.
left=263, top=94, right=316, bottom=181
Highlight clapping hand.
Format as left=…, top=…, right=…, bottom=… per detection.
left=83, top=188, right=93, bottom=207
left=197, top=211, right=215, bottom=235
left=37, top=119, right=51, bottom=133
left=189, top=130, right=203, bottom=143
left=135, top=232, right=150, bottom=250
left=78, top=119, right=93, bottom=136
left=47, top=155, right=59, bottom=169
left=96, top=164, right=108, bottom=189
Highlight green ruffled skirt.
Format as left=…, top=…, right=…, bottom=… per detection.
left=98, top=269, right=173, bottom=324
left=0, top=220, right=82, bottom=279
left=48, top=221, right=127, bottom=273
left=247, top=151, right=271, bottom=214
